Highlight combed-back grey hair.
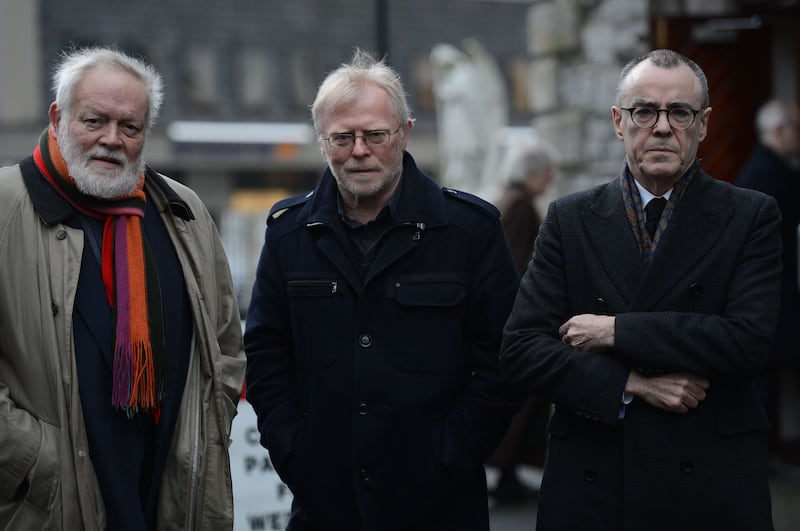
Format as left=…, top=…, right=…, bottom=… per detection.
left=616, top=49, right=709, bottom=109
left=52, top=46, right=164, bottom=128
left=311, top=48, right=413, bottom=136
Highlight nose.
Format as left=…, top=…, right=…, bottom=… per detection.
left=100, top=123, right=123, bottom=148
left=350, top=135, right=372, bottom=156
left=653, top=110, right=672, bottom=133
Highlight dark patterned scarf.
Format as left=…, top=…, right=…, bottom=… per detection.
left=620, top=159, right=697, bottom=263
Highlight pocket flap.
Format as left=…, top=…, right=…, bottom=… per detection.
left=715, top=401, right=770, bottom=436
left=392, top=280, right=465, bottom=307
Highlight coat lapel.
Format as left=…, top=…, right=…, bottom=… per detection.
left=313, top=226, right=365, bottom=292
left=631, top=172, right=730, bottom=309
left=364, top=225, right=422, bottom=284
left=303, top=152, right=447, bottom=293
left=73, top=246, right=116, bottom=369
left=583, top=181, right=644, bottom=306
left=582, top=172, right=730, bottom=311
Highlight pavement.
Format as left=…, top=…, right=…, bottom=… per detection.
left=487, top=464, right=800, bottom=531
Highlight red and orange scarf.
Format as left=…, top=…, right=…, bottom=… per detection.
left=33, top=128, right=164, bottom=420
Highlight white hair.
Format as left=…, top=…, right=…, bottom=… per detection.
left=755, top=99, right=793, bottom=143
left=52, top=46, right=164, bottom=128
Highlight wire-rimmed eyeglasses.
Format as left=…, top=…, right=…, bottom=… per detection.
left=322, top=125, right=403, bottom=149
left=621, top=106, right=702, bottom=130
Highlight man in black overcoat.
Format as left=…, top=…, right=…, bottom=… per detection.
left=501, top=49, right=781, bottom=531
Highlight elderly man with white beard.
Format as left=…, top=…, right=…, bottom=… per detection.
left=0, top=46, right=244, bottom=531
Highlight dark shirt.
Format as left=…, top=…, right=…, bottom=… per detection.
left=338, top=179, right=403, bottom=276
left=71, top=196, right=192, bottom=530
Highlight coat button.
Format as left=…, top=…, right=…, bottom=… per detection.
left=359, top=334, right=373, bottom=348
left=358, top=401, right=369, bottom=415
left=56, top=229, right=67, bottom=240
left=595, top=297, right=607, bottom=312
left=680, top=460, right=695, bottom=473
left=360, top=467, right=371, bottom=481
left=689, top=282, right=703, bottom=296
left=584, top=470, right=597, bottom=483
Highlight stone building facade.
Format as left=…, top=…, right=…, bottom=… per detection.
left=2, top=0, right=797, bottom=202
left=1, top=0, right=799, bottom=462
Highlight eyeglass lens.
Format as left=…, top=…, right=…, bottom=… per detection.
left=630, top=108, right=696, bottom=129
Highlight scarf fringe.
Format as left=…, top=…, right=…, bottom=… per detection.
left=112, top=341, right=162, bottom=416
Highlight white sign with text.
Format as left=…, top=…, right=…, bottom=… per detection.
left=231, top=400, right=293, bottom=531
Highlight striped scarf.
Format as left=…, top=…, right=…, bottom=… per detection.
left=33, top=128, right=164, bottom=420
left=620, top=159, right=697, bottom=263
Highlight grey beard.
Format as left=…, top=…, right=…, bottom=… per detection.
left=57, top=129, right=144, bottom=199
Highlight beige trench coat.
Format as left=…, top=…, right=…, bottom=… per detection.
left=0, top=160, right=245, bottom=530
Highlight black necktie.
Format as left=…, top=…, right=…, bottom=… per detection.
left=645, top=197, right=667, bottom=239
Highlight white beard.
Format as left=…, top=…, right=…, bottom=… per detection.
left=57, top=127, right=144, bottom=199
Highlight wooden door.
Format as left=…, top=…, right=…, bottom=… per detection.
left=652, top=15, right=772, bottom=182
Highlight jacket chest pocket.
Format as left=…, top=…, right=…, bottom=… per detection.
left=287, top=279, right=343, bottom=368
left=388, top=277, right=466, bottom=373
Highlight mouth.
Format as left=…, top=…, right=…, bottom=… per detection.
left=645, top=147, right=678, bottom=160
left=345, top=167, right=379, bottom=176
left=90, top=154, right=124, bottom=169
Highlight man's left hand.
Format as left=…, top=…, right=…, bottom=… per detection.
left=559, top=314, right=615, bottom=352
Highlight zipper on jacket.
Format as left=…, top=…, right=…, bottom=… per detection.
left=288, top=279, right=338, bottom=294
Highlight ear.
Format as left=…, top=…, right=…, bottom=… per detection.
left=48, top=103, right=62, bottom=137
left=400, top=119, right=413, bottom=149
left=697, top=106, right=711, bottom=142
left=611, top=106, right=624, bottom=140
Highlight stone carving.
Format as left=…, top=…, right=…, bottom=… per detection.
left=430, top=38, right=508, bottom=199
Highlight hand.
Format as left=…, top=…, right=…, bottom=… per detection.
left=559, top=314, right=615, bottom=352
left=625, top=370, right=710, bottom=413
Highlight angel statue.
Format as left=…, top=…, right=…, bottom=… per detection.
left=430, top=38, right=508, bottom=199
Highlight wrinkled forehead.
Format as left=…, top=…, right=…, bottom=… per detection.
left=73, top=65, right=150, bottom=111
left=620, top=60, right=703, bottom=107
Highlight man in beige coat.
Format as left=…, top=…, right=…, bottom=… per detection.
left=0, top=46, right=245, bottom=530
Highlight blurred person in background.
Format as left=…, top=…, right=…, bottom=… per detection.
left=487, top=139, right=555, bottom=504
left=735, top=98, right=800, bottom=464
left=0, top=46, right=245, bottom=530
left=501, top=49, right=781, bottom=530
left=244, top=48, right=521, bottom=531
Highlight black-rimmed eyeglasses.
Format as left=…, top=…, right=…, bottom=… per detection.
left=621, top=106, right=702, bottom=130
left=322, top=125, right=403, bottom=149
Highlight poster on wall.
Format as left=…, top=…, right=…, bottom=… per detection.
left=230, top=399, right=293, bottom=531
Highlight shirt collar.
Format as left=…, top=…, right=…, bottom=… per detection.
left=634, top=179, right=672, bottom=207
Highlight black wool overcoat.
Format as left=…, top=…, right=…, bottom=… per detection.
left=501, top=166, right=781, bottom=531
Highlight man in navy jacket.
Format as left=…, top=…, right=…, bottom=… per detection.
left=244, top=49, right=521, bottom=531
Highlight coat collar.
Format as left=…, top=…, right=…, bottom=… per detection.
left=19, top=156, right=195, bottom=225
left=582, top=167, right=730, bottom=309
left=294, top=152, right=448, bottom=292
left=298, top=151, right=447, bottom=229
